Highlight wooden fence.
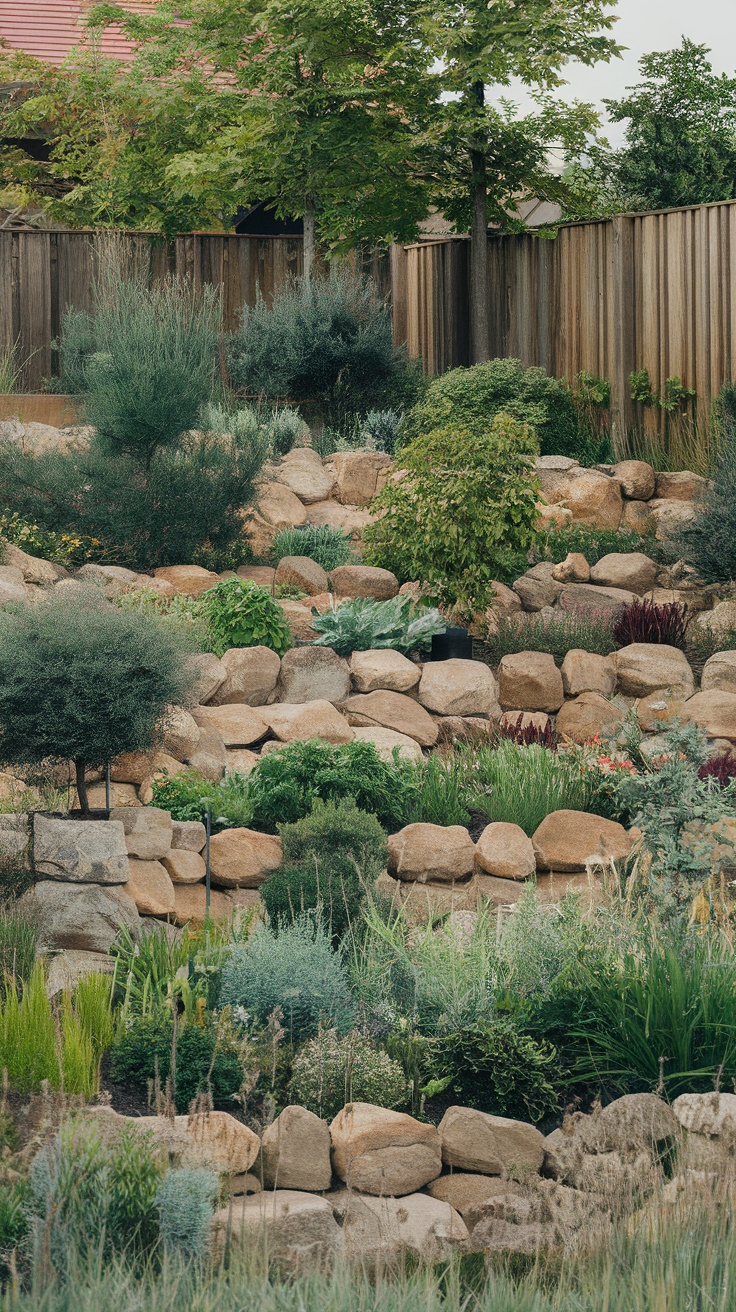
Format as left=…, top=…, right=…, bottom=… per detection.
left=3, top=203, right=736, bottom=437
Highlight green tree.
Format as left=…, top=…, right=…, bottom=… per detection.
left=0, top=591, right=195, bottom=811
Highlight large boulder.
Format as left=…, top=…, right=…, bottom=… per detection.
left=262, top=1106, right=332, bottom=1192
left=388, top=823, right=476, bottom=883
left=589, top=553, right=658, bottom=595
left=426, top=1173, right=508, bottom=1220
left=418, top=659, right=500, bottom=717
left=185, top=652, right=227, bottom=705
left=351, top=726, right=422, bottom=762
left=274, top=447, right=336, bottom=504
left=254, top=481, right=309, bottom=530
left=45, top=949, right=114, bottom=998
left=475, top=822, right=536, bottom=881
left=160, top=706, right=200, bottom=762
left=532, top=810, right=633, bottom=872
left=276, top=647, right=351, bottom=705
left=153, top=564, right=219, bottom=597
left=439, top=1106, right=545, bottom=1178
left=26, top=880, right=140, bottom=952
left=620, top=500, right=653, bottom=534
left=187, top=724, right=228, bottom=782
left=655, top=470, right=707, bottom=501
left=208, top=647, right=281, bottom=707
left=171, top=883, right=232, bottom=927
left=209, top=828, right=283, bottom=889
left=701, top=651, right=736, bottom=695
left=541, top=467, right=623, bottom=530
left=0, top=814, right=31, bottom=865
left=163, top=850, right=206, bottom=885
left=557, top=583, right=635, bottom=614
left=647, top=498, right=695, bottom=540
left=683, top=689, right=736, bottom=742
left=614, top=644, right=694, bottom=698
left=349, top=649, right=421, bottom=694
left=274, top=555, right=330, bottom=597
left=338, top=1191, right=468, bottom=1265
left=264, top=700, right=354, bottom=745
left=33, top=816, right=129, bottom=884
left=329, top=564, right=398, bottom=600
left=498, top=652, right=564, bottom=713
left=612, top=460, right=656, bottom=500
left=171, top=819, right=206, bottom=852
left=694, top=600, right=736, bottom=637
left=328, top=450, right=392, bottom=506
left=192, top=703, right=269, bottom=747
left=1, top=539, right=67, bottom=586
left=561, top=650, right=616, bottom=698
left=555, top=692, right=624, bottom=744
left=123, top=859, right=176, bottom=917
left=512, top=563, right=563, bottom=612
left=109, top=806, right=173, bottom=861
left=343, top=690, right=438, bottom=746
left=329, top=1103, right=442, bottom=1196
left=213, top=1191, right=342, bottom=1268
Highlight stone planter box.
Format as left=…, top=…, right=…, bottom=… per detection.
left=0, top=394, right=81, bottom=426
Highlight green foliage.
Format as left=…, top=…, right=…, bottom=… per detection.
left=0, top=1179, right=29, bottom=1278
left=361, top=409, right=404, bottom=455
left=246, top=738, right=419, bottom=833
left=311, top=596, right=445, bottom=657
left=630, top=368, right=656, bottom=407
left=197, top=580, right=291, bottom=658
left=227, top=270, right=422, bottom=425
left=0, top=963, right=62, bottom=1093
left=290, top=1028, right=409, bottom=1119
left=364, top=414, right=540, bottom=609
left=538, top=524, right=651, bottom=566
left=676, top=421, right=736, bottom=582
left=219, top=915, right=354, bottom=1041
left=0, top=511, right=100, bottom=568
left=0, top=962, right=112, bottom=1096
left=108, top=1013, right=244, bottom=1113
left=401, top=359, right=582, bottom=459
left=271, top=524, right=353, bottom=572
left=629, top=367, right=696, bottom=414
left=203, top=402, right=309, bottom=459
left=420, top=1020, right=559, bottom=1122
left=464, top=740, right=592, bottom=837
left=0, top=590, right=194, bottom=805
left=484, top=609, right=616, bottom=664
left=156, top=1169, right=219, bottom=1263
left=150, top=770, right=254, bottom=832
left=0, top=900, right=40, bottom=995
left=402, top=753, right=472, bottom=828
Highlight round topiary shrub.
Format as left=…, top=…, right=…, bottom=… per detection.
left=290, top=1028, right=409, bottom=1120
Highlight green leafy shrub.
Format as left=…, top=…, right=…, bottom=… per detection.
left=156, top=1168, right=219, bottom=1263
left=0, top=589, right=195, bottom=812
left=203, top=401, right=309, bottom=459
left=538, top=524, right=651, bottom=566
left=107, top=1013, right=244, bottom=1112
left=270, top=524, right=353, bottom=572
left=420, top=1020, right=559, bottom=1122
left=0, top=511, right=100, bottom=568
left=361, top=409, right=403, bottom=454
left=247, top=739, right=419, bottom=833
left=484, top=609, right=616, bottom=663
left=363, top=415, right=539, bottom=608
left=311, top=596, right=445, bottom=657
left=290, top=1028, right=409, bottom=1119
left=219, top=915, right=354, bottom=1041
left=464, top=740, right=591, bottom=836
left=262, top=800, right=388, bottom=938
left=227, top=269, right=422, bottom=425
left=197, top=580, right=291, bottom=657
left=150, top=769, right=254, bottom=831
left=401, top=358, right=581, bottom=459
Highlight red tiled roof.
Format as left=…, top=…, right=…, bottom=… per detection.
left=0, top=1, right=155, bottom=64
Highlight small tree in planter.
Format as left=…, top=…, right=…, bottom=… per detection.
left=0, top=590, right=195, bottom=813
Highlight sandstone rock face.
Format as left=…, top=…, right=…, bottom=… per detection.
left=255, top=480, right=309, bottom=530
left=329, top=564, right=399, bottom=600
left=27, top=880, right=140, bottom=952
left=436, top=715, right=494, bottom=745
left=111, top=749, right=158, bottom=786
left=439, top=1106, right=545, bottom=1177
left=171, top=820, right=206, bottom=852
left=561, top=650, right=616, bottom=698
left=695, top=600, right=736, bottom=636
left=532, top=810, right=633, bottom=872
left=648, top=497, right=695, bottom=539
left=349, top=649, right=421, bottom=693
left=275, top=447, right=336, bottom=504
left=589, top=553, right=658, bottom=595
left=276, top=646, right=351, bottom=704
left=33, top=817, right=129, bottom=884
left=498, top=652, right=564, bottom=712
left=274, top=555, right=330, bottom=596
left=0, top=814, right=30, bottom=864
left=124, top=859, right=176, bottom=917
left=620, top=500, right=653, bottom=534
left=192, top=703, right=269, bottom=747
left=339, top=1191, right=468, bottom=1264
left=208, top=646, right=282, bottom=708
left=45, top=949, right=114, bottom=998
left=426, top=1173, right=508, bottom=1219
left=185, top=652, right=227, bottom=705
left=209, top=828, right=283, bottom=889
left=187, top=724, right=228, bottom=782
left=613, top=460, right=656, bottom=500
left=555, top=692, right=623, bottom=744
left=262, top=1106, right=333, bottom=1192
left=329, top=1103, right=442, bottom=1196
left=388, top=823, right=476, bottom=883
left=551, top=553, right=590, bottom=584
left=110, top=806, right=173, bottom=860
left=1, top=539, right=67, bottom=585
left=214, top=1191, right=342, bottom=1268
left=635, top=689, right=686, bottom=732
left=153, top=564, right=219, bottom=597
left=163, top=850, right=206, bottom=885
left=683, top=689, right=736, bottom=741
left=171, top=883, right=232, bottom=927
left=614, top=643, right=695, bottom=698
left=160, top=705, right=200, bottom=762
left=542, top=467, right=623, bottom=530
left=557, top=583, right=635, bottom=614
left=351, top=726, right=423, bottom=762
left=343, top=690, right=438, bottom=746
left=328, top=451, right=392, bottom=506
left=475, top=823, right=536, bottom=881
left=512, top=563, right=563, bottom=611
left=225, top=749, right=259, bottom=774
left=265, top=699, right=354, bottom=744
left=655, top=470, right=707, bottom=501
left=701, top=651, right=736, bottom=694
left=418, top=659, right=499, bottom=717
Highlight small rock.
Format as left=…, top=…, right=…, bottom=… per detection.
left=613, top=460, right=656, bottom=500
left=329, top=564, right=398, bottom=600
left=152, top=565, right=219, bottom=597
left=635, top=689, right=686, bottom=732
left=351, top=726, right=422, bottom=762
left=648, top=498, right=695, bottom=540
left=274, top=447, right=336, bottom=504
left=556, top=692, right=624, bottom=743
left=654, top=471, right=707, bottom=502
left=163, top=850, right=206, bottom=884
left=349, top=649, right=420, bottom=693
left=388, top=823, right=476, bottom=883
left=551, top=553, right=590, bottom=584
left=475, top=822, right=536, bottom=880
left=109, top=806, right=173, bottom=861
left=124, top=858, right=176, bottom=917
left=589, top=553, right=658, bottom=595
left=614, top=643, right=694, bottom=698
left=171, top=820, right=206, bottom=852
left=557, top=583, right=635, bottom=614
left=45, top=949, right=114, bottom=998
left=328, top=450, right=392, bottom=507
left=512, top=563, right=563, bottom=612
left=188, top=723, right=228, bottom=782
left=225, top=748, right=259, bottom=774
left=498, top=652, right=564, bottom=712
left=274, top=555, right=330, bottom=596
left=701, top=651, right=736, bottom=695
left=159, top=706, right=200, bottom=762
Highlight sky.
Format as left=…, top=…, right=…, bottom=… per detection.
left=498, top=0, right=736, bottom=144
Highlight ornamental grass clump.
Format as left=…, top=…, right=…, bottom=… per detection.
left=271, top=524, right=353, bottom=571
left=613, top=599, right=690, bottom=649
left=462, top=739, right=591, bottom=836
left=485, top=607, right=616, bottom=663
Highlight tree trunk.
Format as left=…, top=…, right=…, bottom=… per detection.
left=75, top=759, right=89, bottom=814
left=303, top=198, right=316, bottom=282
left=469, top=81, right=490, bottom=364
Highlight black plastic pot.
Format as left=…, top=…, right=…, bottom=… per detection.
left=430, top=627, right=473, bottom=661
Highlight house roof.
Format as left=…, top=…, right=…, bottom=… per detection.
left=0, top=1, right=154, bottom=65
